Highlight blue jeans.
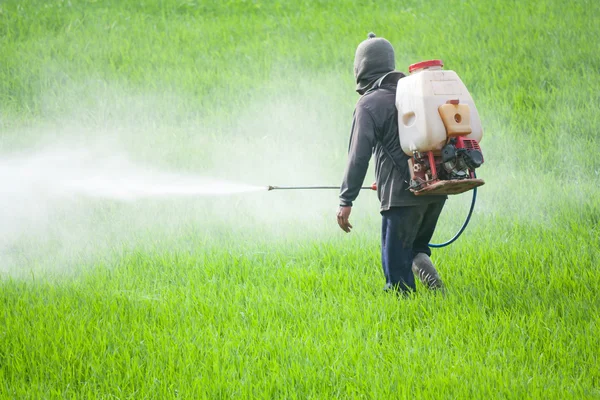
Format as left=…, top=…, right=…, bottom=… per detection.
left=381, top=201, right=446, bottom=292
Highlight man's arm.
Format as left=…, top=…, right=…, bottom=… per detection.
left=337, top=104, right=377, bottom=232
left=340, top=104, right=377, bottom=206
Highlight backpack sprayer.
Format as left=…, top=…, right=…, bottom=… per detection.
left=269, top=60, right=484, bottom=247
left=397, top=59, right=484, bottom=196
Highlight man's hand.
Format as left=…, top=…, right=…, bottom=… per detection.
left=337, top=206, right=353, bottom=233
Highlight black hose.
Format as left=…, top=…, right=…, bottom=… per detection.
left=429, top=171, right=478, bottom=248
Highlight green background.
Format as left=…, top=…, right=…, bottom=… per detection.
left=1, top=0, right=599, bottom=398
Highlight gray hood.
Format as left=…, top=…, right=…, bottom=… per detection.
left=354, top=33, right=396, bottom=94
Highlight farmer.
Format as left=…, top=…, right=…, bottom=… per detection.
left=337, top=33, right=446, bottom=293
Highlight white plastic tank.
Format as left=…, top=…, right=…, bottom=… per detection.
left=395, top=60, right=483, bottom=155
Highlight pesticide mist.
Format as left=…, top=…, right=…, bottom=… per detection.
left=0, top=147, right=265, bottom=201
left=0, top=145, right=273, bottom=276
left=0, top=76, right=362, bottom=276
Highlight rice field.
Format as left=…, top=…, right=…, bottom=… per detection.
left=1, top=0, right=599, bottom=398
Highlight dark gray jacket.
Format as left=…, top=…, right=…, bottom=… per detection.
left=339, top=73, right=446, bottom=211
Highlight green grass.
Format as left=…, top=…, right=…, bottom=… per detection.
left=1, top=0, right=599, bottom=398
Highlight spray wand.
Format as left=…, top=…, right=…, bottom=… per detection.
left=268, top=184, right=377, bottom=191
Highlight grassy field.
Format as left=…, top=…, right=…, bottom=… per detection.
left=1, top=0, right=599, bottom=398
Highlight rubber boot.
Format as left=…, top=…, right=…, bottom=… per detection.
left=412, top=253, right=444, bottom=290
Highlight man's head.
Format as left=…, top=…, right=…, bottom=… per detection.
left=354, top=33, right=395, bottom=94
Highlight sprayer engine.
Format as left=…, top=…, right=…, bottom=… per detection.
left=441, top=138, right=484, bottom=178
left=408, top=136, right=484, bottom=195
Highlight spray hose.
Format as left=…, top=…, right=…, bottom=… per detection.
left=268, top=173, right=478, bottom=248
left=429, top=181, right=477, bottom=248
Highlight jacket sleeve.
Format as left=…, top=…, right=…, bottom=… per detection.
left=339, top=104, right=377, bottom=206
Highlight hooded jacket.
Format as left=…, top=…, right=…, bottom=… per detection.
left=339, top=73, right=446, bottom=211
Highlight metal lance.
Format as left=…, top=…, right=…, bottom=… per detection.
left=268, top=185, right=377, bottom=191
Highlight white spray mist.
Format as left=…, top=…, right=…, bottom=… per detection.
left=0, top=73, right=366, bottom=277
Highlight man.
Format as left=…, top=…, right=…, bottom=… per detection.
left=337, top=33, right=446, bottom=293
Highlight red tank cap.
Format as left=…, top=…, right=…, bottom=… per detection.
left=408, top=59, right=444, bottom=73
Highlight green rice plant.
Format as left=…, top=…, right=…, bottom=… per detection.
left=0, top=0, right=599, bottom=398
